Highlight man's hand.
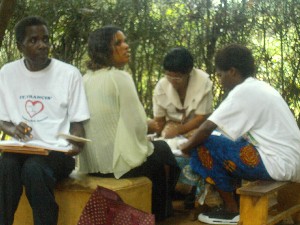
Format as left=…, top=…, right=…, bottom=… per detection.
left=13, top=122, right=32, bottom=141
left=66, top=121, right=86, bottom=156
left=65, top=140, right=83, bottom=156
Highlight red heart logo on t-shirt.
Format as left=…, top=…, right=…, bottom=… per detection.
left=25, top=100, right=44, bottom=118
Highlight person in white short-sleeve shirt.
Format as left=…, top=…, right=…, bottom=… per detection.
left=209, top=77, right=300, bottom=182
left=0, top=16, right=90, bottom=225
left=150, top=47, right=213, bottom=139
left=149, top=47, right=214, bottom=210
left=181, top=44, right=300, bottom=223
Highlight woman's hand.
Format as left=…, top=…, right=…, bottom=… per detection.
left=179, top=120, right=217, bottom=156
left=147, top=118, right=165, bottom=134
left=147, top=119, right=160, bottom=134
left=179, top=141, right=191, bottom=156
left=162, top=124, right=182, bottom=139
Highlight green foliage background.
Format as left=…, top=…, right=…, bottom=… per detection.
left=1, top=0, right=300, bottom=125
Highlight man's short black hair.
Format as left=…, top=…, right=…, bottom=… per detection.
left=15, top=16, right=48, bottom=44
left=215, top=44, right=256, bottom=78
left=163, top=47, right=194, bottom=74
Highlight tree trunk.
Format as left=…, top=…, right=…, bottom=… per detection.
left=0, top=0, right=17, bottom=48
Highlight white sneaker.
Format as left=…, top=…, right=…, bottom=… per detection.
left=198, top=209, right=239, bottom=224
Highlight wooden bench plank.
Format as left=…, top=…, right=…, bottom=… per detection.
left=237, top=180, right=289, bottom=197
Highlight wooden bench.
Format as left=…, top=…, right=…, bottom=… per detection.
left=237, top=181, right=300, bottom=225
left=13, top=171, right=152, bottom=225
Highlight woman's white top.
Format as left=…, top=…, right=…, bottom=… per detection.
left=153, top=68, right=213, bottom=122
left=78, top=68, right=153, bottom=178
left=209, top=77, right=300, bottom=182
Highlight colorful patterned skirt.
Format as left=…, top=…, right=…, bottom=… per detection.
left=190, top=135, right=273, bottom=192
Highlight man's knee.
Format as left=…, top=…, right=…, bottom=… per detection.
left=0, top=155, right=21, bottom=175
left=21, top=157, right=53, bottom=183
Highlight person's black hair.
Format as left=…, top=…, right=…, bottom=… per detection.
left=15, top=16, right=48, bottom=44
left=87, top=25, right=123, bottom=71
left=215, top=44, right=255, bottom=78
left=163, top=47, right=194, bottom=75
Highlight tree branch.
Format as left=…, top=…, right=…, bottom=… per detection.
left=0, top=0, right=17, bottom=48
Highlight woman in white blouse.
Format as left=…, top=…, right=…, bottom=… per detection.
left=149, top=47, right=214, bottom=209
left=150, top=47, right=213, bottom=139
left=78, top=25, right=180, bottom=221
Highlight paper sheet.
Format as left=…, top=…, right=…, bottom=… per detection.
left=57, top=133, right=91, bottom=143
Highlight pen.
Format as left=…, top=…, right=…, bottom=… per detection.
left=24, top=123, right=33, bottom=139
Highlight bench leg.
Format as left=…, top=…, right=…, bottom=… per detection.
left=239, top=195, right=268, bottom=225
left=277, top=183, right=300, bottom=223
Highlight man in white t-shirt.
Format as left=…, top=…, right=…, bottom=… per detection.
left=0, top=16, right=90, bottom=225
left=181, top=44, right=300, bottom=225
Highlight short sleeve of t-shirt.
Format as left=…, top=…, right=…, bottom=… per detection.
left=208, top=84, right=256, bottom=141
left=67, top=70, right=90, bottom=122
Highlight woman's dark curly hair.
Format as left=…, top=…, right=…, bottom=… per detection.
left=215, top=44, right=256, bottom=78
left=87, top=25, right=123, bottom=71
